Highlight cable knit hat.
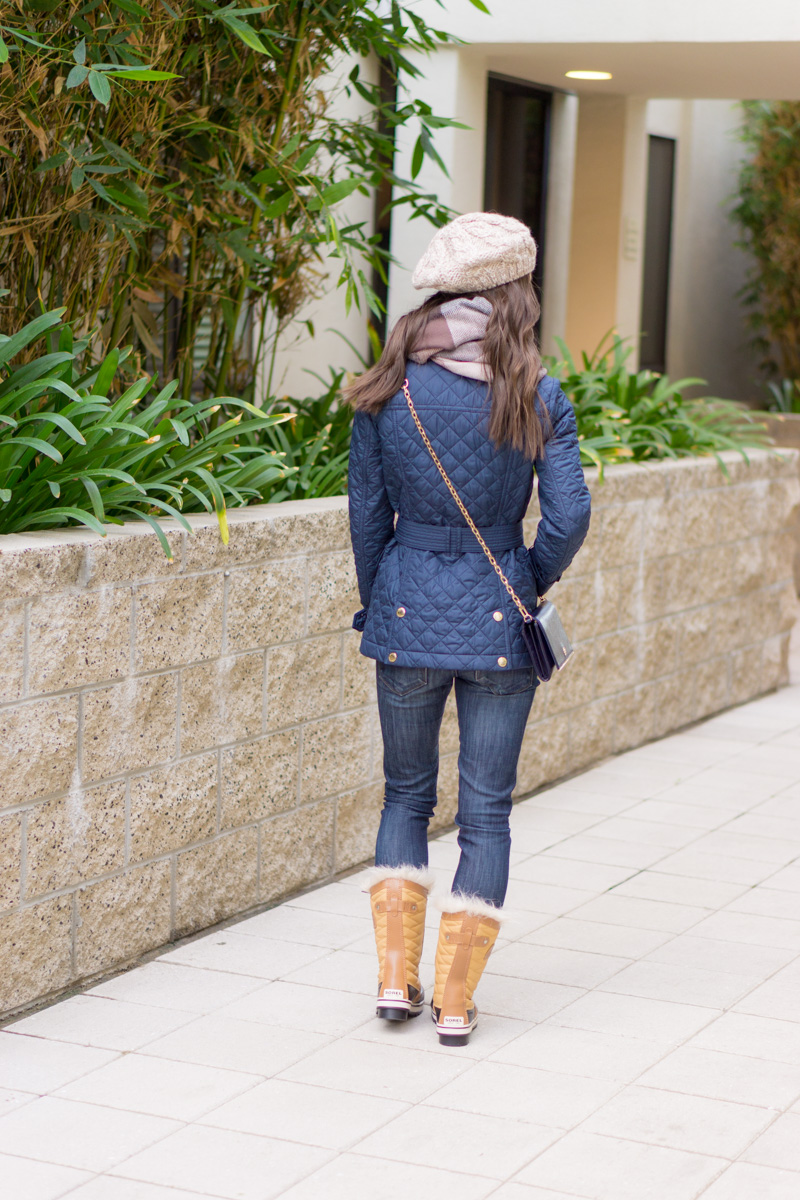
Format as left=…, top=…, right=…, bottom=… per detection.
left=412, top=212, right=537, bottom=293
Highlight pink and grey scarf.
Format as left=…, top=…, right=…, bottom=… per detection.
left=409, top=295, right=547, bottom=383
left=409, top=296, right=493, bottom=381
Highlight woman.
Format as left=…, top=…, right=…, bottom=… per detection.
left=346, top=212, right=591, bottom=1045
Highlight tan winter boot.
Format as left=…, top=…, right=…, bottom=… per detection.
left=432, top=897, right=503, bottom=1045
left=364, top=867, right=435, bottom=1021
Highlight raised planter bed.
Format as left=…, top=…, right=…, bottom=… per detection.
left=0, top=449, right=798, bottom=1018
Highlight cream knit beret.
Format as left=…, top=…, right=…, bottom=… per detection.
left=411, top=211, right=537, bottom=292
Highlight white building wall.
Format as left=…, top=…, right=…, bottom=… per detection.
left=266, top=55, right=377, bottom=400
left=659, top=101, right=761, bottom=402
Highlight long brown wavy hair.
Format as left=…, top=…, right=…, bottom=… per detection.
left=344, top=274, right=549, bottom=459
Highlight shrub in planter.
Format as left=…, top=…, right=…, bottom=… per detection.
left=549, top=335, right=771, bottom=474
left=0, top=305, right=290, bottom=556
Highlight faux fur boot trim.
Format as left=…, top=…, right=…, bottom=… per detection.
left=361, top=865, right=437, bottom=893
left=435, top=892, right=511, bottom=925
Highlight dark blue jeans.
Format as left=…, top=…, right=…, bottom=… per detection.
left=374, top=662, right=538, bottom=907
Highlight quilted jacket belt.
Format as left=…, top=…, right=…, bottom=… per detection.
left=394, top=517, right=524, bottom=554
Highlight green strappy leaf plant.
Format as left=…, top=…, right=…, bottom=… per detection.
left=0, top=305, right=291, bottom=556
left=548, top=334, right=771, bottom=476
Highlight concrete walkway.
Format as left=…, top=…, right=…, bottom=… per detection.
left=2, top=638, right=800, bottom=1200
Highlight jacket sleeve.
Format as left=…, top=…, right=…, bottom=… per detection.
left=348, top=409, right=395, bottom=629
left=529, top=382, right=591, bottom=595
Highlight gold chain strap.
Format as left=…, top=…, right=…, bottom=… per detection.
left=402, top=377, right=534, bottom=623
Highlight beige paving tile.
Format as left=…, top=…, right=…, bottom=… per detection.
left=514, top=1130, right=726, bottom=1199
left=351, top=1010, right=531, bottom=1061
left=286, top=883, right=370, bottom=918
left=140, top=1013, right=331, bottom=1076
left=743, top=1108, right=800, bottom=1166
left=610, top=871, right=745, bottom=910
left=508, top=856, right=635, bottom=892
left=688, top=910, right=800, bottom=951
left=628, top=735, right=738, bottom=768
left=567, top=894, right=707, bottom=933
left=598, top=960, right=758, bottom=1008
left=55, top=1052, right=256, bottom=1121
left=734, top=964, right=800, bottom=1023
left=763, top=864, right=800, bottom=892
left=582, top=1083, right=773, bottom=1158
left=489, top=1024, right=665, bottom=1083
left=699, top=1163, right=800, bottom=1199
left=621, top=798, right=727, bottom=830
left=0, top=1154, right=90, bottom=1200
left=87, top=962, right=265, bottom=1014
left=690, top=1012, right=800, bottom=1065
left=0, top=1087, right=35, bottom=1117
left=282, top=948, right=378, bottom=996
left=476, top=974, right=583, bottom=1022
left=646, top=933, right=796, bottom=978
left=425, top=1060, right=617, bottom=1127
left=0, top=1033, right=120, bottom=1093
left=541, top=835, right=665, bottom=870
left=158, top=932, right=327, bottom=979
left=549, top=991, right=717, bottom=1044
left=232, top=906, right=370, bottom=950
left=693, top=830, right=800, bottom=864
left=726, top=886, right=800, bottom=920
left=354, top=1102, right=559, bottom=1179
left=7, top=997, right=196, bottom=1052
left=65, top=1179, right=214, bottom=1200
left=489, top=1186, right=591, bottom=1200
left=655, top=849, right=779, bottom=886
left=532, top=786, right=638, bottom=816
left=503, top=880, right=596, bottom=915
left=638, top=1045, right=800, bottom=1108
left=277, top=1153, right=496, bottom=1200
left=112, top=1124, right=331, bottom=1200
left=510, top=805, right=602, bottom=835
left=523, top=917, right=671, bottom=960
left=726, top=745, right=800, bottom=779
left=217, top=980, right=374, bottom=1037
left=725, top=813, right=800, bottom=842
left=588, top=816, right=699, bottom=850
left=487, top=943, right=629, bottom=989
left=0, top=1095, right=180, bottom=1172
left=280, top=1037, right=470, bottom=1103
left=198, top=1077, right=408, bottom=1149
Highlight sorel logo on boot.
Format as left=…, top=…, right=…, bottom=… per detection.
left=382, top=989, right=403, bottom=999
left=443, top=1016, right=465, bottom=1025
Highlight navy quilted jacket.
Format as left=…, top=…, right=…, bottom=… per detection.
left=348, top=360, right=591, bottom=669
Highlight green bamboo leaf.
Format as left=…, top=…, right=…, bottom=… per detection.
left=48, top=480, right=60, bottom=498
left=89, top=71, right=112, bottom=106
left=66, top=64, right=89, bottom=88
left=410, top=135, right=424, bottom=179
left=261, top=191, right=293, bottom=219
left=0, top=34, right=7, bottom=64
left=111, top=68, right=182, bottom=81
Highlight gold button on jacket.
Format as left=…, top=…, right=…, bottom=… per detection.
left=497, top=656, right=507, bottom=667
left=388, top=652, right=397, bottom=663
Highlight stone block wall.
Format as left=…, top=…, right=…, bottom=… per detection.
left=0, top=449, right=798, bottom=1017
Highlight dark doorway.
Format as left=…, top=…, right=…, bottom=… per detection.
left=484, top=75, right=551, bottom=303
left=370, top=57, right=397, bottom=349
left=640, top=135, right=676, bottom=373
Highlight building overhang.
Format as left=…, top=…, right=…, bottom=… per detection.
left=470, top=42, right=800, bottom=101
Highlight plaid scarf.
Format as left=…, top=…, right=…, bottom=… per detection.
left=408, top=296, right=492, bottom=381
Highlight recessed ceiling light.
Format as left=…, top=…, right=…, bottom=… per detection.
left=565, top=70, right=613, bottom=80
